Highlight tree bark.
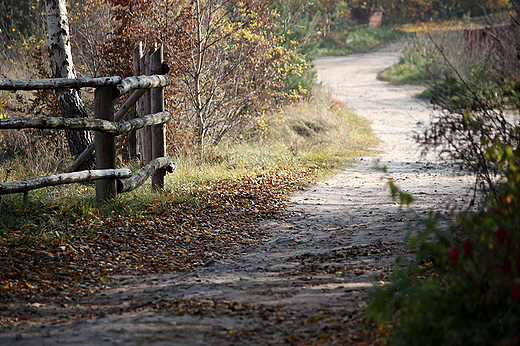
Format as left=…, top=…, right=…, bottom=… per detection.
left=0, top=169, right=132, bottom=195
left=512, top=0, right=520, bottom=65
left=45, top=0, right=95, bottom=170
left=117, top=157, right=174, bottom=193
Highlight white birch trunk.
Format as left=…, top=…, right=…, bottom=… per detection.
left=513, top=0, right=520, bottom=64
left=45, top=0, right=95, bottom=170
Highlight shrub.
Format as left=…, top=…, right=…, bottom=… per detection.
left=369, top=143, right=520, bottom=345
left=102, top=0, right=308, bottom=150
left=369, top=13, right=520, bottom=346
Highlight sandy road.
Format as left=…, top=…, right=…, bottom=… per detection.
left=294, top=42, right=474, bottom=245
left=0, top=43, right=474, bottom=345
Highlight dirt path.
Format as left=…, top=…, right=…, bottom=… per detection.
left=0, top=43, right=474, bottom=345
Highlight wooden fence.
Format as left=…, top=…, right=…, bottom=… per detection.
left=464, top=23, right=512, bottom=56
left=0, top=45, right=174, bottom=204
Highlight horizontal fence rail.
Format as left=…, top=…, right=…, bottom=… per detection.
left=0, top=116, right=119, bottom=133
left=0, top=76, right=122, bottom=91
left=0, top=169, right=132, bottom=195
left=0, top=157, right=175, bottom=196
left=0, top=75, right=170, bottom=97
left=118, top=111, right=171, bottom=135
left=0, top=111, right=171, bottom=135
left=115, top=75, right=170, bottom=97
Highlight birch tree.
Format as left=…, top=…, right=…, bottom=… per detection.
left=512, top=0, right=520, bottom=65
left=45, top=0, right=94, bottom=170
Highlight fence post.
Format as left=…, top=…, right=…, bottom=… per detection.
left=129, top=43, right=141, bottom=160
left=95, top=86, right=116, bottom=203
left=139, top=48, right=153, bottom=165
left=150, top=45, right=166, bottom=190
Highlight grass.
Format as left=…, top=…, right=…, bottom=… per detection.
left=0, top=87, right=378, bottom=302
left=318, top=26, right=404, bottom=57
left=376, top=19, right=514, bottom=106
left=377, top=31, right=468, bottom=87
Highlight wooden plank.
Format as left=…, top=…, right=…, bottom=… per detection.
left=0, top=169, right=131, bottom=195
left=118, top=111, right=171, bottom=135
left=0, top=116, right=119, bottom=134
left=133, top=42, right=142, bottom=77
left=117, top=157, right=174, bottom=193
left=150, top=46, right=167, bottom=190
left=94, top=87, right=116, bottom=203
left=0, top=76, right=121, bottom=90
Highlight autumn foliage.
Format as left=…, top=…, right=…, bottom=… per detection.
left=101, top=0, right=307, bottom=149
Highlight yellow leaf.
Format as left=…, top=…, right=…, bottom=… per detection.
left=307, top=314, right=324, bottom=323
left=185, top=236, right=191, bottom=242
left=1, top=282, right=11, bottom=290
left=229, top=329, right=237, bottom=334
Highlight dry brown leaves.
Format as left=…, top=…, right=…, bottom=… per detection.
left=0, top=167, right=315, bottom=305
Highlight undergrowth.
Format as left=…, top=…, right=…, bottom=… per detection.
left=378, top=19, right=519, bottom=109
left=369, top=18, right=520, bottom=346
left=369, top=143, right=520, bottom=346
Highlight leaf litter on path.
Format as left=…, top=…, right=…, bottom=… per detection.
left=0, top=163, right=399, bottom=345
left=0, top=168, right=315, bottom=318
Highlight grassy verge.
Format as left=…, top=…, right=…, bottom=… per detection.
left=0, top=88, right=378, bottom=303
left=377, top=30, right=467, bottom=88
left=376, top=20, right=517, bottom=108
left=318, top=26, right=404, bottom=57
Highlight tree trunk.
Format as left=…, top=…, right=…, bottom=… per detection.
left=513, top=0, right=520, bottom=65
left=45, top=0, right=95, bottom=170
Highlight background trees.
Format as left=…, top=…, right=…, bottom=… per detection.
left=102, top=0, right=308, bottom=152
left=353, top=0, right=510, bottom=25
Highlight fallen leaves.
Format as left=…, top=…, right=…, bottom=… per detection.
left=0, top=167, right=316, bottom=306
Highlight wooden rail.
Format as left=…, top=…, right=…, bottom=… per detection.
left=0, top=116, right=120, bottom=133
left=115, top=75, right=170, bottom=98
left=0, top=76, right=122, bottom=90
left=117, top=157, right=174, bottom=193
left=0, top=74, right=170, bottom=97
left=0, top=44, right=173, bottom=204
left=0, top=169, right=132, bottom=195
left=0, top=111, right=171, bottom=135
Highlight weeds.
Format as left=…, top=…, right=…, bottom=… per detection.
left=377, top=30, right=473, bottom=88
left=369, top=144, right=520, bottom=345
